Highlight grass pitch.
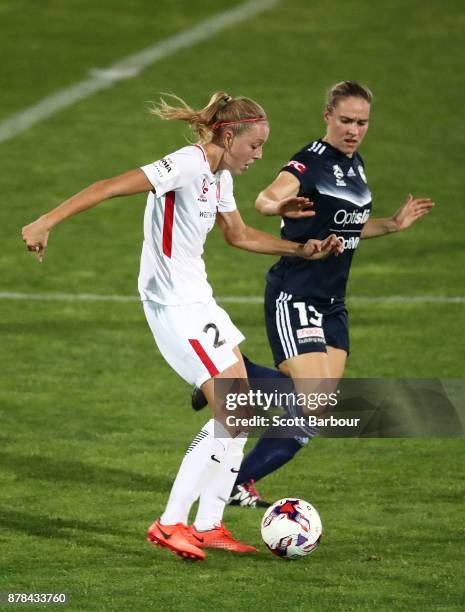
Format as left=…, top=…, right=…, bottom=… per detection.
left=1, top=1, right=464, bottom=610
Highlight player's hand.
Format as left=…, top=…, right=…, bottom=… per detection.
left=22, top=219, right=50, bottom=263
left=392, top=194, right=435, bottom=231
left=277, top=196, right=315, bottom=219
left=302, top=234, right=344, bottom=260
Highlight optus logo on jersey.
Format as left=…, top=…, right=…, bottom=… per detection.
left=336, top=235, right=360, bottom=250
left=333, top=208, right=370, bottom=226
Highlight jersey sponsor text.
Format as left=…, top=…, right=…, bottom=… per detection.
left=334, top=208, right=370, bottom=226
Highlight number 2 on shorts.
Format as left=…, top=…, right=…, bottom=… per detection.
left=203, top=322, right=226, bottom=348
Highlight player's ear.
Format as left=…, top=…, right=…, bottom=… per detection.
left=323, top=107, right=331, bottom=124
left=223, top=129, right=234, bottom=150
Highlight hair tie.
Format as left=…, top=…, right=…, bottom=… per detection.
left=218, top=95, right=232, bottom=109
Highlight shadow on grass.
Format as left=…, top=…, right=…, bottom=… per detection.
left=0, top=508, right=157, bottom=561
left=0, top=451, right=170, bottom=492
left=0, top=503, right=276, bottom=566
left=0, top=509, right=271, bottom=565
left=0, top=508, right=132, bottom=538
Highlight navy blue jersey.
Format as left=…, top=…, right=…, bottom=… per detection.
left=266, top=139, right=372, bottom=307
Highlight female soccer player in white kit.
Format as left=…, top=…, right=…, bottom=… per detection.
left=22, top=91, right=342, bottom=561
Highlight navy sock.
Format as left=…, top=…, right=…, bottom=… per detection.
left=234, top=358, right=304, bottom=485
left=243, top=355, right=288, bottom=381
left=236, top=435, right=304, bottom=485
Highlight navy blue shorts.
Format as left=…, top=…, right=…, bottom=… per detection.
left=264, top=283, right=350, bottom=366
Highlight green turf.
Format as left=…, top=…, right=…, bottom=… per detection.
left=1, top=0, right=465, bottom=610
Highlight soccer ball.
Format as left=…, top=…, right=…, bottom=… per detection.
left=261, top=498, right=322, bottom=560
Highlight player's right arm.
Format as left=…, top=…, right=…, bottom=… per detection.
left=217, top=208, right=342, bottom=260
left=22, top=169, right=153, bottom=262
left=255, top=172, right=315, bottom=219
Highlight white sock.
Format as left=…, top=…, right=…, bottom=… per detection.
left=160, top=419, right=231, bottom=526
left=193, top=433, right=248, bottom=531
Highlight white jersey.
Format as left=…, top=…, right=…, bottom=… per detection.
left=138, top=144, right=237, bottom=305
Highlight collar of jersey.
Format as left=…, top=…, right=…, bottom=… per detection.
left=193, top=143, right=219, bottom=179
left=318, top=138, right=357, bottom=164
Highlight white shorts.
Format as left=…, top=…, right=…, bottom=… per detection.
left=142, top=299, right=245, bottom=387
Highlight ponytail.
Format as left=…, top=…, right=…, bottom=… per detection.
left=150, top=91, right=267, bottom=143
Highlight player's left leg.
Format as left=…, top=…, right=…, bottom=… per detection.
left=230, top=309, right=349, bottom=505
left=189, top=348, right=257, bottom=552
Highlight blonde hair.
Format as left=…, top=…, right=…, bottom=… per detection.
left=326, top=81, right=373, bottom=112
left=150, top=91, right=267, bottom=143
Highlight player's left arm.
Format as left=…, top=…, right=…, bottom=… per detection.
left=216, top=209, right=343, bottom=260
left=361, top=194, right=435, bottom=239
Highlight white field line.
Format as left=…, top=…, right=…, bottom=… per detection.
left=0, top=292, right=464, bottom=304
left=0, top=0, right=279, bottom=145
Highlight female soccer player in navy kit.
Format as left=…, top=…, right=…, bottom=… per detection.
left=22, top=91, right=342, bottom=560
left=214, top=81, right=434, bottom=507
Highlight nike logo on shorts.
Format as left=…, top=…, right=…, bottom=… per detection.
left=211, top=454, right=221, bottom=463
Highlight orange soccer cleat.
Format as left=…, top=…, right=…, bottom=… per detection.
left=147, top=518, right=205, bottom=561
left=189, top=522, right=257, bottom=553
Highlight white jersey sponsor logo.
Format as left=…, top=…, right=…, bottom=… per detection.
left=152, top=156, right=178, bottom=183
